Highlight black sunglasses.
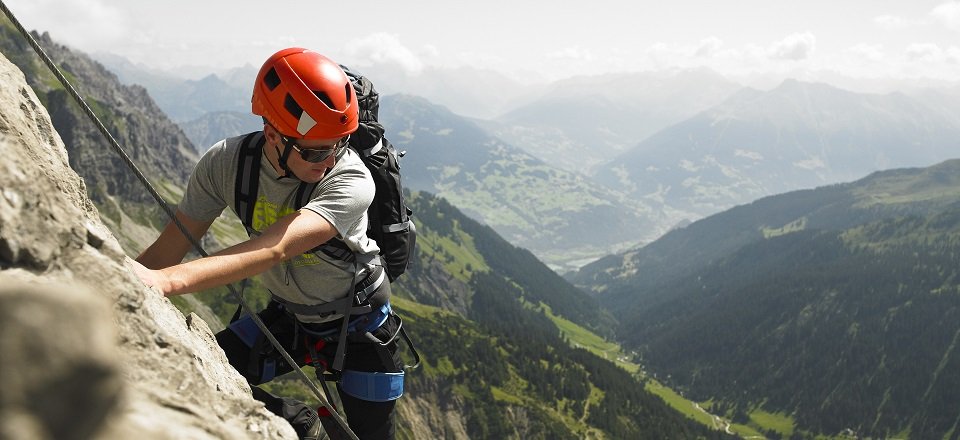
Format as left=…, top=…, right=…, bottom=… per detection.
left=280, top=134, right=349, bottom=163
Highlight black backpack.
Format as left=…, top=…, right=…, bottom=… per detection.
left=233, top=66, right=416, bottom=281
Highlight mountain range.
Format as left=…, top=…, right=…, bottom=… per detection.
left=352, top=63, right=533, bottom=120
left=379, top=93, right=667, bottom=270
left=481, top=68, right=742, bottom=174
left=0, top=22, right=733, bottom=439
left=592, top=79, right=960, bottom=222
left=571, top=158, right=960, bottom=439
left=92, top=49, right=960, bottom=277
left=93, top=52, right=256, bottom=123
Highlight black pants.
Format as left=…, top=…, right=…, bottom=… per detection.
left=216, top=300, right=402, bottom=440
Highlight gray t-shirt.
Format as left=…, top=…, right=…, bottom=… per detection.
left=179, top=132, right=379, bottom=322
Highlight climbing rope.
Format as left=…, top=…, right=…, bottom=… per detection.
left=0, top=2, right=358, bottom=438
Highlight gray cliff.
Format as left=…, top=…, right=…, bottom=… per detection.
left=0, top=48, right=295, bottom=439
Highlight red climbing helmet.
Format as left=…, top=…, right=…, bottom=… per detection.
left=252, top=48, right=358, bottom=139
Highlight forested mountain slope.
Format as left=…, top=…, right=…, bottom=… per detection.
left=193, top=192, right=732, bottom=439
left=573, top=159, right=960, bottom=438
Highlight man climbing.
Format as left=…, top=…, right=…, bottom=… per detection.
left=129, top=47, right=403, bottom=440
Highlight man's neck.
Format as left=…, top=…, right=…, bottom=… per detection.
left=261, top=139, right=287, bottom=178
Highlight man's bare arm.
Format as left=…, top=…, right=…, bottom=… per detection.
left=133, top=209, right=338, bottom=297
left=136, top=210, right=216, bottom=269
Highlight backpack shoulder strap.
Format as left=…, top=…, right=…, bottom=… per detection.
left=294, top=179, right=318, bottom=212
left=234, top=131, right=265, bottom=235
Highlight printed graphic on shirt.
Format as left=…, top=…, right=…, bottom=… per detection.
left=251, top=195, right=322, bottom=267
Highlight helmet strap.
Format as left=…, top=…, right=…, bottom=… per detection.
left=274, top=143, right=296, bottom=179
left=263, top=123, right=297, bottom=179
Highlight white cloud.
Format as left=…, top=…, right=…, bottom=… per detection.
left=645, top=40, right=725, bottom=61
left=895, top=43, right=960, bottom=79
left=846, top=44, right=886, bottom=62
left=539, top=46, right=651, bottom=80
left=546, top=46, right=595, bottom=62
left=447, top=50, right=511, bottom=72
left=643, top=42, right=696, bottom=70
left=6, top=0, right=128, bottom=48
left=931, top=1, right=960, bottom=31
left=646, top=42, right=680, bottom=56
left=343, top=33, right=423, bottom=74
left=536, top=46, right=601, bottom=78
left=813, top=45, right=900, bottom=86
left=695, top=37, right=724, bottom=58
left=949, top=46, right=960, bottom=63
left=420, top=44, right=441, bottom=60
left=873, top=15, right=917, bottom=30
left=638, top=35, right=816, bottom=77
left=768, top=32, right=816, bottom=61
left=906, top=43, right=945, bottom=61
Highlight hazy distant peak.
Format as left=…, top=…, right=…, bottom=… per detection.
left=772, top=78, right=841, bottom=92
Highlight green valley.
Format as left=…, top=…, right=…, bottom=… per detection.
left=573, top=159, right=960, bottom=439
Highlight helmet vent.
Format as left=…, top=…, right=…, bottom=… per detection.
left=313, top=91, right=336, bottom=111
left=283, top=94, right=303, bottom=118
left=344, top=83, right=352, bottom=105
left=263, top=68, right=281, bottom=91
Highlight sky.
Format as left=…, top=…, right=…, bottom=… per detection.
left=4, top=0, right=960, bottom=85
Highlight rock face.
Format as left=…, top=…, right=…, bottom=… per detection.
left=0, top=49, right=295, bottom=439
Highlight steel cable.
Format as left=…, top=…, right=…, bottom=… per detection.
left=0, top=2, right=357, bottom=438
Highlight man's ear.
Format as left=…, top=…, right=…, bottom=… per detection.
left=263, top=124, right=279, bottom=143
